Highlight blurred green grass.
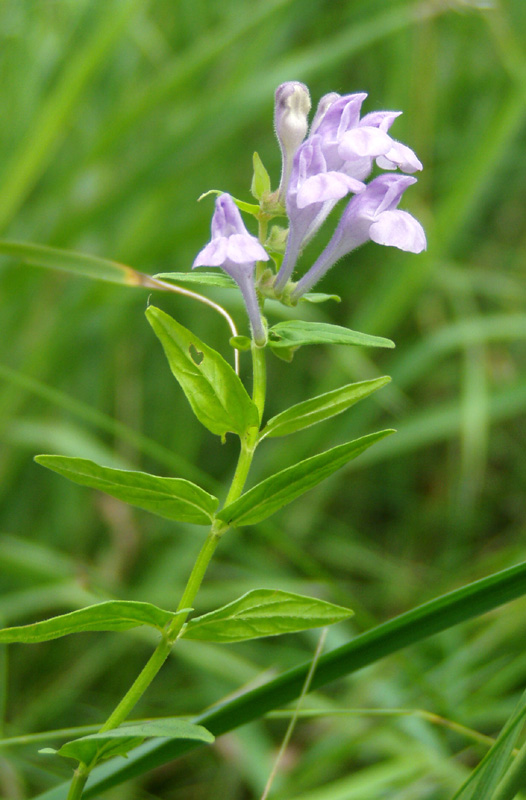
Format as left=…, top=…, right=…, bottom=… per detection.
left=0, top=0, right=525, bottom=797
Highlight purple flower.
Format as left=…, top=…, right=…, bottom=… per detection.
left=273, top=90, right=423, bottom=294
left=273, top=134, right=365, bottom=293
left=290, top=174, right=426, bottom=300
left=193, top=194, right=269, bottom=345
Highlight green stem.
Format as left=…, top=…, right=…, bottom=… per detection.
left=251, top=341, right=266, bottom=424
left=66, top=766, right=89, bottom=800
left=67, top=337, right=267, bottom=798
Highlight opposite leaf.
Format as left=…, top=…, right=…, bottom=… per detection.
left=260, top=377, right=391, bottom=439
left=269, top=320, right=394, bottom=350
left=182, top=589, right=353, bottom=643
left=0, top=601, right=182, bottom=643
left=44, top=718, right=214, bottom=765
left=35, top=455, right=218, bottom=525
left=217, top=430, right=394, bottom=527
left=146, top=306, right=259, bottom=439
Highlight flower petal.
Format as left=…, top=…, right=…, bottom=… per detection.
left=376, top=140, right=423, bottom=173
left=193, top=237, right=228, bottom=267
left=338, top=126, right=393, bottom=160
left=226, top=234, right=269, bottom=263
left=369, top=210, right=426, bottom=252
left=296, top=172, right=364, bottom=208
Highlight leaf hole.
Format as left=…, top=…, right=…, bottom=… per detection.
left=189, top=344, right=204, bottom=365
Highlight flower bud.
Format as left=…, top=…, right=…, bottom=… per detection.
left=274, top=81, right=311, bottom=201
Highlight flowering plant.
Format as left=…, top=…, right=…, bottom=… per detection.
left=1, top=83, right=429, bottom=799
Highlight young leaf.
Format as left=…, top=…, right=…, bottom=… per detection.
left=44, top=718, right=214, bottom=765
left=154, top=271, right=236, bottom=289
left=182, top=589, right=353, bottom=643
left=251, top=151, right=272, bottom=200
left=269, top=320, right=394, bottom=350
left=260, top=377, right=391, bottom=439
left=300, top=292, right=341, bottom=304
left=217, top=430, right=395, bottom=527
left=35, top=455, right=218, bottom=525
left=0, top=601, right=182, bottom=643
left=146, top=306, right=259, bottom=439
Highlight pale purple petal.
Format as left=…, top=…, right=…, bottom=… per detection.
left=193, top=237, right=228, bottom=267
left=338, top=126, right=393, bottom=160
left=296, top=172, right=364, bottom=208
left=314, top=93, right=367, bottom=139
left=225, top=234, right=269, bottom=263
left=369, top=210, right=426, bottom=252
left=360, top=110, right=402, bottom=131
left=376, top=140, right=423, bottom=173
left=211, top=194, right=247, bottom=238
left=310, top=92, right=340, bottom=134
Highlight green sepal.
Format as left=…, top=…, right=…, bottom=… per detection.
left=182, top=589, right=353, bottom=643
left=251, top=152, right=271, bottom=200
left=0, top=601, right=186, bottom=643
left=35, top=455, right=218, bottom=525
left=269, top=320, right=395, bottom=350
left=154, top=272, right=236, bottom=289
left=260, top=377, right=391, bottom=440
left=217, top=430, right=395, bottom=527
left=41, top=718, right=214, bottom=766
left=146, top=306, right=259, bottom=439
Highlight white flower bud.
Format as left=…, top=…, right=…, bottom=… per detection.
left=274, top=82, right=311, bottom=201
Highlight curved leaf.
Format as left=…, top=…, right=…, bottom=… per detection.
left=260, top=377, right=391, bottom=439
left=0, top=601, right=181, bottom=643
left=218, top=430, right=395, bottom=527
left=268, top=320, right=395, bottom=350
left=35, top=455, right=218, bottom=525
left=146, top=306, right=259, bottom=439
left=43, top=718, right=213, bottom=765
left=182, top=589, right=353, bottom=643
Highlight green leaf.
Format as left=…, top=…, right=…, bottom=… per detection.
left=229, top=335, right=252, bottom=351
left=0, top=601, right=181, bottom=643
left=0, top=240, right=147, bottom=287
left=251, top=152, right=271, bottom=200
left=300, top=292, right=341, bottom=304
left=260, top=377, right=391, bottom=439
left=451, top=690, right=526, bottom=800
left=146, top=306, right=259, bottom=439
left=217, top=430, right=394, bottom=527
left=154, top=271, right=236, bottom=289
left=35, top=455, right=218, bottom=525
left=182, top=589, right=353, bottom=643
left=44, top=718, right=214, bottom=765
left=268, top=320, right=395, bottom=350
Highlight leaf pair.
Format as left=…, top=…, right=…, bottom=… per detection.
left=0, top=590, right=352, bottom=646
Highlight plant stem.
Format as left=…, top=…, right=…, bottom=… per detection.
left=66, top=339, right=267, bottom=798
left=251, top=341, right=266, bottom=424
left=66, top=766, right=89, bottom=800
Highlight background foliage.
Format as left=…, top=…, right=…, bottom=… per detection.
left=0, top=0, right=525, bottom=797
